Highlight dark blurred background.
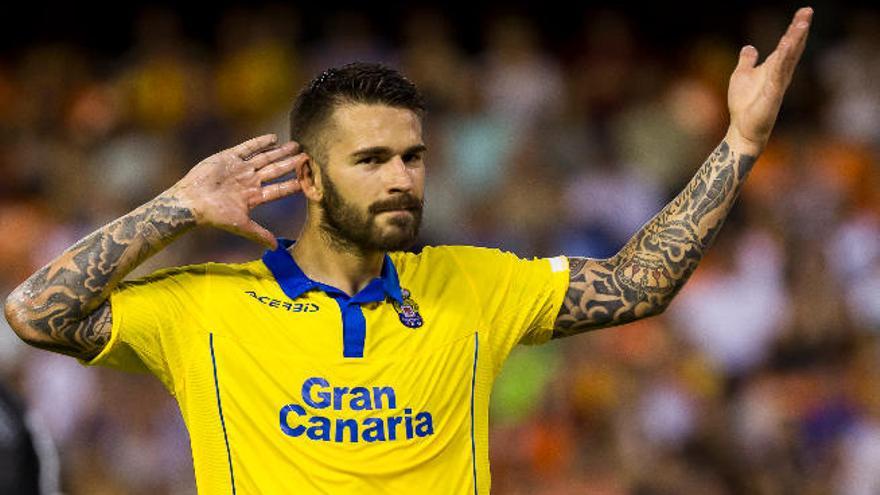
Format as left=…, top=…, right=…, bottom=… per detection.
left=1, top=1, right=878, bottom=494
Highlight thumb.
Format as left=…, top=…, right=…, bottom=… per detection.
left=736, top=45, right=759, bottom=72
left=240, top=219, right=278, bottom=250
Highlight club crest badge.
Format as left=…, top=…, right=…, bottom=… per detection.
left=392, top=288, right=424, bottom=328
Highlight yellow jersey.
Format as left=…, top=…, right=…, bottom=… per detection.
left=81, top=238, right=569, bottom=494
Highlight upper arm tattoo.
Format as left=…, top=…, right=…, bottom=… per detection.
left=6, top=193, right=194, bottom=358
left=552, top=140, right=757, bottom=339
left=553, top=256, right=665, bottom=338
left=27, top=301, right=113, bottom=361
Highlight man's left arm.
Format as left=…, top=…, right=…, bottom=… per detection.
left=553, top=7, right=813, bottom=339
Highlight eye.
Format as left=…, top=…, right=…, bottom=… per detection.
left=403, top=153, right=423, bottom=163
left=357, top=156, right=379, bottom=165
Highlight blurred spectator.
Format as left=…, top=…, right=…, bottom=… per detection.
left=0, top=382, right=60, bottom=494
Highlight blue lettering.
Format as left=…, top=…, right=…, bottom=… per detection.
left=282, top=379, right=435, bottom=443
left=279, top=404, right=305, bottom=437
left=302, top=377, right=331, bottom=409
left=307, top=416, right=330, bottom=441
left=415, top=412, right=434, bottom=437
left=279, top=407, right=434, bottom=442
left=335, top=419, right=359, bottom=443
left=333, top=387, right=350, bottom=411
left=373, top=386, right=396, bottom=409
left=404, top=408, right=414, bottom=438
left=387, top=416, right=402, bottom=441
left=349, top=387, right=372, bottom=410
left=362, top=418, right=386, bottom=442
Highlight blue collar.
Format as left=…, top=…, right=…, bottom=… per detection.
left=261, top=237, right=403, bottom=305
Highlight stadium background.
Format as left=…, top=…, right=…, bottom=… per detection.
left=1, top=1, right=878, bottom=493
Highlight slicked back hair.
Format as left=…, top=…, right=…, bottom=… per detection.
left=289, top=62, right=426, bottom=163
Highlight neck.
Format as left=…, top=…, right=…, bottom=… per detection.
left=290, top=222, right=385, bottom=297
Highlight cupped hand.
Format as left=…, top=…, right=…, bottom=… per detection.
left=169, top=134, right=307, bottom=250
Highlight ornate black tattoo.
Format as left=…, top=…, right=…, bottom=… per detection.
left=553, top=141, right=757, bottom=338
left=5, top=193, right=196, bottom=360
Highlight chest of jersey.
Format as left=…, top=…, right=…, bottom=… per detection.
left=199, top=274, right=483, bottom=493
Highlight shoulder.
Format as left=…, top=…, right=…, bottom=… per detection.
left=205, top=259, right=274, bottom=282
left=121, top=262, right=210, bottom=288
left=388, top=245, right=508, bottom=271
left=122, top=259, right=272, bottom=288
left=389, top=245, right=563, bottom=281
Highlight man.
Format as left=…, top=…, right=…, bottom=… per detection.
left=4, top=7, right=812, bottom=494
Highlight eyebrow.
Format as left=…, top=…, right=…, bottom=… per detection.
left=350, top=144, right=428, bottom=158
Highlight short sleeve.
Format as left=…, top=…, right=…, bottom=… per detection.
left=444, top=247, right=569, bottom=373
left=78, top=263, right=210, bottom=396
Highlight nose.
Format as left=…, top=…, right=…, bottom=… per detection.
left=384, top=155, right=414, bottom=193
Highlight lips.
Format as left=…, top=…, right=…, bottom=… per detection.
left=377, top=209, right=417, bottom=220
left=378, top=208, right=417, bottom=213
left=369, top=195, right=423, bottom=215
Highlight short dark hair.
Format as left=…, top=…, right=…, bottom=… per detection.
left=289, top=62, right=426, bottom=162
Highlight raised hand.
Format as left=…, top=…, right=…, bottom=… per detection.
left=170, top=134, right=306, bottom=250
left=5, top=134, right=305, bottom=359
left=726, top=7, right=813, bottom=156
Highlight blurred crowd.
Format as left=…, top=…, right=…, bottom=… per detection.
left=1, top=4, right=879, bottom=494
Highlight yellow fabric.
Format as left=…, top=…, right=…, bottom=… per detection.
left=81, top=245, right=569, bottom=494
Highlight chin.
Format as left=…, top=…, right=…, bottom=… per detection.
left=374, top=226, right=419, bottom=251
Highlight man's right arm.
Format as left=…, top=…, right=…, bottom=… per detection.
left=3, top=134, right=305, bottom=361
left=3, top=193, right=197, bottom=360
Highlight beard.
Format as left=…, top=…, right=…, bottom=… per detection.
left=319, top=172, right=423, bottom=253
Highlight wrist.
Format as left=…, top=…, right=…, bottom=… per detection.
left=724, top=127, right=764, bottom=158
left=161, top=183, right=204, bottom=226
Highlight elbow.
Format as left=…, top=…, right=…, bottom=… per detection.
left=651, top=301, right=671, bottom=317
left=642, top=291, right=676, bottom=319
left=640, top=301, right=669, bottom=320
left=652, top=287, right=683, bottom=317
left=3, top=291, right=41, bottom=346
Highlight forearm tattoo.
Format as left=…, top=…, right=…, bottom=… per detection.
left=5, top=193, right=196, bottom=359
left=553, top=140, right=757, bottom=338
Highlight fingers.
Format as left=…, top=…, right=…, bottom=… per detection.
left=789, top=8, right=812, bottom=61
left=247, top=141, right=301, bottom=169
left=735, top=45, right=759, bottom=72
left=257, top=153, right=307, bottom=182
left=778, top=7, right=813, bottom=50
left=231, top=134, right=278, bottom=160
left=770, top=7, right=813, bottom=85
left=260, top=179, right=302, bottom=204
left=251, top=154, right=305, bottom=205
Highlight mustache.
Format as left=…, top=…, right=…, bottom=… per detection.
left=368, top=194, right=423, bottom=214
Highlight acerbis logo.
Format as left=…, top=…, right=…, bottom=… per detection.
left=244, top=290, right=319, bottom=313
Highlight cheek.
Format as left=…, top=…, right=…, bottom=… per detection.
left=410, top=168, right=426, bottom=195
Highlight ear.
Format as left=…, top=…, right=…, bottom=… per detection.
left=295, top=154, right=323, bottom=201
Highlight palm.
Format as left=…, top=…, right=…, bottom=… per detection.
left=173, top=134, right=304, bottom=249
left=727, top=7, right=812, bottom=151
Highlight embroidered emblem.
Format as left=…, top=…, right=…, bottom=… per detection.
left=392, top=288, right=423, bottom=328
